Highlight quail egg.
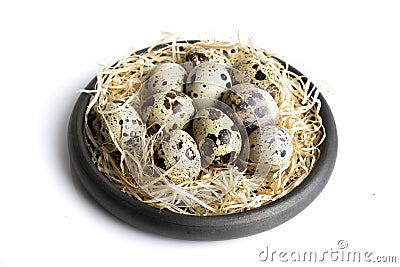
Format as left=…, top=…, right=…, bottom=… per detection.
left=248, top=125, right=293, bottom=166
left=186, top=46, right=230, bottom=65
left=141, top=90, right=195, bottom=134
left=154, top=130, right=201, bottom=178
left=144, top=63, right=187, bottom=96
left=232, top=58, right=280, bottom=99
left=186, top=62, right=232, bottom=100
left=222, top=83, right=279, bottom=132
left=100, top=101, right=144, bottom=149
left=192, top=108, right=242, bottom=167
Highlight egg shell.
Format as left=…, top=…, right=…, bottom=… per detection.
left=100, top=101, right=144, bottom=149
left=192, top=108, right=242, bottom=167
left=232, top=58, right=280, bottom=99
left=186, top=62, right=232, bottom=100
left=154, top=130, right=201, bottom=178
left=222, top=83, right=279, bottom=132
left=248, top=125, right=293, bottom=166
left=144, top=63, right=187, bottom=96
left=141, top=90, right=195, bottom=134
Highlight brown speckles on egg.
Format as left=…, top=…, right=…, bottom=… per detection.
left=145, top=63, right=187, bottom=96
left=196, top=53, right=208, bottom=62
left=175, top=91, right=187, bottom=97
left=172, top=100, right=182, bottom=114
left=255, top=70, right=267, bottom=80
left=163, top=99, right=171, bottom=109
left=186, top=62, right=232, bottom=100
left=248, top=125, right=293, bottom=166
left=154, top=130, right=201, bottom=178
left=193, top=108, right=242, bottom=166
left=177, top=140, right=183, bottom=150
left=221, top=83, right=279, bottom=132
left=187, top=52, right=206, bottom=62
left=101, top=101, right=144, bottom=152
left=186, top=46, right=230, bottom=66
left=165, top=91, right=176, bottom=99
left=232, top=58, right=281, bottom=100
left=141, top=90, right=194, bottom=134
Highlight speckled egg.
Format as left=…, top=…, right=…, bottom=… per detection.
left=154, top=130, right=201, bottom=178
left=186, top=46, right=230, bottom=65
left=186, top=62, right=232, bottom=100
left=100, top=101, right=144, bottom=149
left=248, top=125, right=293, bottom=166
left=222, top=83, right=279, bottom=132
left=144, top=63, right=187, bottom=96
left=232, top=58, right=280, bottom=99
left=192, top=108, right=242, bottom=167
left=141, top=90, right=195, bottom=134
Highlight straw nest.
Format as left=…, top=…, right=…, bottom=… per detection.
left=83, top=37, right=325, bottom=216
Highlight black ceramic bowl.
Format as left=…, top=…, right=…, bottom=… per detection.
left=68, top=42, right=338, bottom=240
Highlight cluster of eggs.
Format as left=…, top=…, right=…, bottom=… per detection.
left=100, top=46, right=293, bottom=180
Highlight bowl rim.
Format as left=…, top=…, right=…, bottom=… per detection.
left=68, top=41, right=338, bottom=240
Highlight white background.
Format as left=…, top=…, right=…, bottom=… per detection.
left=1, top=1, right=399, bottom=266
